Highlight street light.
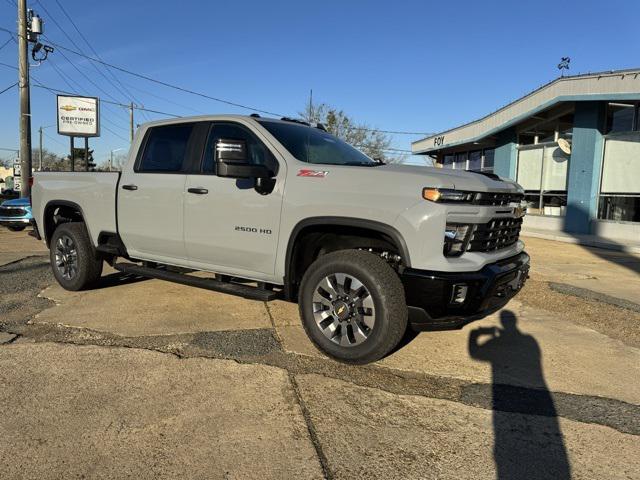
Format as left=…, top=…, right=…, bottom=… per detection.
left=109, top=148, right=127, bottom=172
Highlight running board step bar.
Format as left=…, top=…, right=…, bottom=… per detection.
left=113, top=262, right=280, bottom=301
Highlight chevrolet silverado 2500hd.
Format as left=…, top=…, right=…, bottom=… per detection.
left=31, top=115, right=529, bottom=364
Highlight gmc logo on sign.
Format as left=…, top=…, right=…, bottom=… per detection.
left=297, top=169, right=329, bottom=178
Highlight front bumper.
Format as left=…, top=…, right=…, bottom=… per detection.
left=0, top=217, right=30, bottom=228
left=401, top=252, right=530, bottom=330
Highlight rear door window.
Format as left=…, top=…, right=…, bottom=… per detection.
left=138, top=123, right=195, bottom=173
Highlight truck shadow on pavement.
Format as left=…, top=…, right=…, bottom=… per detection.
left=468, top=310, right=571, bottom=480
left=93, top=271, right=150, bottom=290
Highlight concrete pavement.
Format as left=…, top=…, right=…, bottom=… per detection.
left=0, top=343, right=324, bottom=480
left=0, top=227, right=47, bottom=266
left=522, top=235, right=640, bottom=307
left=296, top=374, right=639, bottom=480
left=1, top=229, right=639, bottom=478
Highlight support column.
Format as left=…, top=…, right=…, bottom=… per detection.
left=493, top=128, right=517, bottom=179
left=564, top=102, right=606, bottom=234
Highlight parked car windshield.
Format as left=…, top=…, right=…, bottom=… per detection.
left=257, top=120, right=378, bottom=166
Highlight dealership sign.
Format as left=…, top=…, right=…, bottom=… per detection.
left=57, top=95, right=100, bottom=137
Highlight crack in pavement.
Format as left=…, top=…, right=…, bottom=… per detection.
left=5, top=321, right=639, bottom=436
left=2, top=257, right=639, bottom=437
left=288, top=372, right=334, bottom=480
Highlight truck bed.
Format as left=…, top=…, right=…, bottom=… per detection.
left=32, top=172, right=121, bottom=245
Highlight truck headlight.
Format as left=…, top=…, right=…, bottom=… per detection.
left=423, top=188, right=476, bottom=203
left=444, top=223, right=472, bottom=257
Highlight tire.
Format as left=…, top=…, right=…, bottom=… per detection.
left=8, top=226, right=26, bottom=232
left=50, top=222, right=103, bottom=291
left=298, top=249, right=408, bottom=364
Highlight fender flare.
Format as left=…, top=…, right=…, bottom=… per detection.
left=42, top=200, right=90, bottom=246
left=284, top=216, right=411, bottom=298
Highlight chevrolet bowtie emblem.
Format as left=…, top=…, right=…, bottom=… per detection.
left=60, top=105, right=77, bottom=112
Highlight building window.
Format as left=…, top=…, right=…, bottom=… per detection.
left=440, top=149, right=494, bottom=172
left=468, top=150, right=482, bottom=171
left=598, top=132, right=640, bottom=222
left=454, top=152, right=467, bottom=169
left=442, top=154, right=454, bottom=169
left=606, top=102, right=638, bottom=134
left=482, top=149, right=495, bottom=172
left=517, top=145, right=569, bottom=216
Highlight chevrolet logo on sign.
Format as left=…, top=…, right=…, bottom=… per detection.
left=60, top=105, right=77, bottom=112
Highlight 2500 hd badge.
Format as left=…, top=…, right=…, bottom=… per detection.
left=235, top=226, right=273, bottom=235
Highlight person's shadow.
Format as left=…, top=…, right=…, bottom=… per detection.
left=468, top=310, right=571, bottom=480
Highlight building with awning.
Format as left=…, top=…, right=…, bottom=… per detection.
left=412, top=69, right=640, bottom=244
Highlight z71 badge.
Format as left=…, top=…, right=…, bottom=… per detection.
left=297, top=169, right=329, bottom=178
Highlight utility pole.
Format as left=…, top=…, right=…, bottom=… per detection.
left=38, top=125, right=42, bottom=172
left=129, top=102, right=134, bottom=142
left=18, top=0, right=32, bottom=198
left=16, top=2, right=50, bottom=196
left=38, top=124, right=54, bottom=171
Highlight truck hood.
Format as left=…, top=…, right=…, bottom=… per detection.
left=376, top=164, right=523, bottom=193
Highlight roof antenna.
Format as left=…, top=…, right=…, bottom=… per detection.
left=557, top=57, right=570, bottom=77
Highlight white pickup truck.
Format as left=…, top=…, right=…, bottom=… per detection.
left=31, top=115, right=529, bottom=364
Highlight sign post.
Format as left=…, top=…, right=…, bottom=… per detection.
left=56, top=95, right=100, bottom=171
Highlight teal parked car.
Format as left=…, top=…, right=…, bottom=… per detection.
left=0, top=197, right=32, bottom=231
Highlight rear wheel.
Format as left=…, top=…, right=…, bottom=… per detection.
left=7, top=226, right=26, bottom=232
left=298, top=250, right=408, bottom=364
left=50, top=222, right=103, bottom=291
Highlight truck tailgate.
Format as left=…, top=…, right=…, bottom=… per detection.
left=32, top=172, right=121, bottom=245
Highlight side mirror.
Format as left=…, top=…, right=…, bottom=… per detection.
left=216, top=138, right=270, bottom=179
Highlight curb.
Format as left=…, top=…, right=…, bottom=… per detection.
left=548, top=282, right=640, bottom=314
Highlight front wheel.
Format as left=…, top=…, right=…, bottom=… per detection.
left=50, top=222, right=103, bottom=291
left=298, top=250, right=408, bottom=364
left=7, top=226, right=26, bottom=232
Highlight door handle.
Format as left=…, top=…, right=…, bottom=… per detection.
left=187, top=187, right=209, bottom=195
left=122, top=184, right=138, bottom=191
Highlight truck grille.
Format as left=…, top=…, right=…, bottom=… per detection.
left=467, top=217, right=523, bottom=252
left=473, top=192, right=524, bottom=206
left=0, top=207, right=26, bottom=217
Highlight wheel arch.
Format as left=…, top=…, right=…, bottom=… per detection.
left=42, top=200, right=90, bottom=247
left=284, top=216, right=410, bottom=301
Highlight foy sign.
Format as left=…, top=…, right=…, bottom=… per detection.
left=57, top=95, right=100, bottom=137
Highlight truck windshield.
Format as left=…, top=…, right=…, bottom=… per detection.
left=257, top=120, right=378, bottom=166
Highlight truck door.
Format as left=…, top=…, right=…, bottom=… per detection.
left=183, top=121, right=285, bottom=280
left=118, top=122, right=198, bottom=263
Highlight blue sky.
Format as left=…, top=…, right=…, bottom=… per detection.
left=0, top=0, right=638, bottom=164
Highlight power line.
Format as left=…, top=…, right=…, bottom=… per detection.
left=122, top=80, right=208, bottom=116
left=0, top=35, right=13, bottom=52
left=46, top=57, right=135, bottom=125
left=49, top=0, right=149, bottom=119
left=42, top=131, right=67, bottom=148
left=352, top=127, right=429, bottom=135
left=0, top=60, right=16, bottom=70
left=30, top=78, right=181, bottom=117
left=45, top=38, right=285, bottom=116
left=0, top=25, right=429, bottom=135
left=0, top=81, right=17, bottom=95
left=0, top=59, right=141, bottom=134
left=42, top=35, right=121, bottom=103
left=35, top=1, right=129, bottom=103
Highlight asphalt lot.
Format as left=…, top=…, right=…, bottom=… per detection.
left=0, top=228, right=639, bottom=479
